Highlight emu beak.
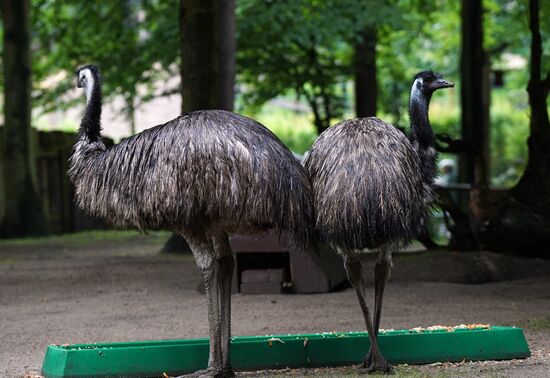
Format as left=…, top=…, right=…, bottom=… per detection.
left=434, top=79, right=454, bottom=89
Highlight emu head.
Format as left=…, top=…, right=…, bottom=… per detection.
left=412, top=71, right=454, bottom=98
left=75, top=64, right=101, bottom=100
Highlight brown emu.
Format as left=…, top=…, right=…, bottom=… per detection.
left=69, top=65, right=313, bottom=378
left=304, top=71, right=453, bottom=373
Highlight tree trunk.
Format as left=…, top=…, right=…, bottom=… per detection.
left=0, top=0, right=48, bottom=237
left=457, top=0, right=490, bottom=248
left=306, top=93, right=330, bottom=135
left=512, top=0, right=550, bottom=198
left=179, top=0, right=235, bottom=112
left=164, top=0, right=236, bottom=252
left=354, top=28, right=377, bottom=118
left=474, top=0, right=550, bottom=256
left=460, top=0, right=490, bottom=186
left=126, top=93, right=137, bottom=135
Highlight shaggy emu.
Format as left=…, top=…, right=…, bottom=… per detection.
left=69, top=65, right=313, bottom=378
left=304, top=71, right=453, bottom=373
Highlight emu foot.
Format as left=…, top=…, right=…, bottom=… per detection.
left=220, top=366, right=236, bottom=378
left=362, top=347, right=374, bottom=368
left=357, top=363, right=393, bottom=375
left=168, top=369, right=208, bottom=378
left=170, top=367, right=233, bottom=378
left=358, top=351, right=393, bottom=375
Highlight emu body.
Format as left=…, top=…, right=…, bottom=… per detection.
left=70, top=65, right=312, bottom=378
left=70, top=110, right=311, bottom=241
left=305, top=117, right=428, bottom=251
left=304, top=71, right=453, bottom=374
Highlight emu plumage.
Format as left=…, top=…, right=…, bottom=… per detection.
left=70, top=110, right=312, bottom=244
left=304, top=71, right=453, bottom=374
left=69, top=65, right=312, bottom=378
left=305, top=117, right=430, bottom=251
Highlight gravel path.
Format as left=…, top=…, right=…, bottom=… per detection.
left=1, top=235, right=549, bottom=377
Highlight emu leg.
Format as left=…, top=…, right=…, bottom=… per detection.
left=363, top=250, right=393, bottom=369
left=212, top=235, right=236, bottom=377
left=203, top=260, right=222, bottom=376
left=178, top=237, right=222, bottom=378
left=343, top=255, right=391, bottom=374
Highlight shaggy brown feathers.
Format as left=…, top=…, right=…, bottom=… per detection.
left=304, top=117, right=429, bottom=251
left=69, top=71, right=312, bottom=250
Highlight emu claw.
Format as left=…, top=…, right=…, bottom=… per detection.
left=222, top=367, right=236, bottom=377
left=170, top=368, right=223, bottom=378
left=359, top=349, right=393, bottom=374
left=167, top=370, right=204, bottom=378
left=357, top=362, right=393, bottom=375
left=168, top=365, right=234, bottom=377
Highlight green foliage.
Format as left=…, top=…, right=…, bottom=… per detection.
left=1, top=0, right=543, bottom=187
left=377, top=0, right=460, bottom=125
left=237, top=0, right=403, bottom=132
left=248, top=104, right=318, bottom=154
left=490, top=89, right=530, bottom=186
left=236, top=0, right=541, bottom=186
left=237, top=0, right=348, bottom=130
left=31, top=0, right=179, bottom=116
left=488, top=0, right=549, bottom=73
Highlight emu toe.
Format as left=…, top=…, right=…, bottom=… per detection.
left=358, top=363, right=393, bottom=375
left=357, top=353, right=393, bottom=375
left=221, top=367, right=236, bottom=377
left=171, top=369, right=206, bottom=378
left=362, top=347, right=374, bottom=368
left=173, top=367, right=229, bottom=378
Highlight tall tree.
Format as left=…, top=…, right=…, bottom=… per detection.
left=238, top=0, right=425, bottom=135
left=180, top=0, right=235, bottom=112
left=512, top=0, right=550, bottom=198
left=460, top=0, right=491, bottom=241
left=237, top=0, right=351, bottom=135
left=354, top=27, right=377, bottom=117
left=164, top=0, right=236, bottom=253
left=473, top=0, right=550, bottom=255
left=0, top=0, right=48, bottom=237
left=460, top=0, right=490, bottom=187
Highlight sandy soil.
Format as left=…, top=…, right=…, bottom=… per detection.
left=1, top=235, right=549, bottom=378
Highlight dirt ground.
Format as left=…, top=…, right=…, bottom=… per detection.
left=1, top=233, right=549, bottom=378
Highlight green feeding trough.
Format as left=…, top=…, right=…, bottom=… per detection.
left=42, top=325, right=530, bottom=378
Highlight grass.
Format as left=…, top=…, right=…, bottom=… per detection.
left=247, top=364, right=472, bottom=377
left=0, top=229, right=170, bottom=248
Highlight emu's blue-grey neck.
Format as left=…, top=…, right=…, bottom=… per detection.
left=408, top=80, right=436, bottom=187
left=79, top=70, right=103, bottom=143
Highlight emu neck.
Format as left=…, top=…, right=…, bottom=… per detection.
left=409, top=92, right=434, bottom=149
left=409, top=90, right=437, bottom=187
left=79, top=77, right=103, bottom=143
left=70, top=73, right=106, bottom=185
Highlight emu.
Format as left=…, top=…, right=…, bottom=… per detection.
left=69, top=65, right=313, bottom=378
left=304, top=71, right=453, bottom=373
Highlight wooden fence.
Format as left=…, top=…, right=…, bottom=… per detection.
left=0, top=129, right=113, bottom=234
